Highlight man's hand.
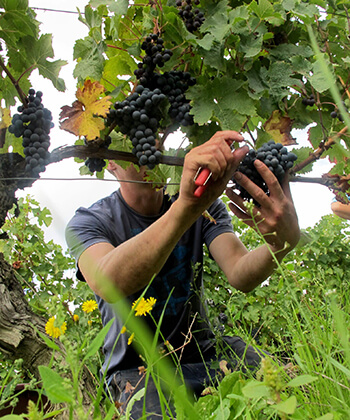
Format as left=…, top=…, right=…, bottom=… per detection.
left=226, top=159, right=300, bottom=254
left=178, top=130, right=249, bottom=214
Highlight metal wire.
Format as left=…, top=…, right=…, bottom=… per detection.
left=0, top=177, right=181, bottom=185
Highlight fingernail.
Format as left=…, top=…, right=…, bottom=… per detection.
left=255, top=160, right=262, bottom=167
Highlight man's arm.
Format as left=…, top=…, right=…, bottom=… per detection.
left=211, top=158, right=300, bottom=291
left=78, top=199, right=203, bottom=301
left=77, top=131, right=248, bottom=302
left=331, top=200, right=350, bottom=220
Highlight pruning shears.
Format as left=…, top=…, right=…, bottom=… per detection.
left=193, top=140, right=236, bottom=198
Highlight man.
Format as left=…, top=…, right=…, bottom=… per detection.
left=331, top=197, right=350, bottom=220
left=66, top=130, right=300, bottom=418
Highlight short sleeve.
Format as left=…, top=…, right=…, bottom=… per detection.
left=65, top=208, right=113, bottom=265
left=202, top=199, right=234, bottom=248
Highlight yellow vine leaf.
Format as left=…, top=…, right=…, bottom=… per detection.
left=0, top=107, right=11, bottom=129
left=263, top=110, right=297, bottom=146
left=202, top=209, right=216, bottom=224
left=59, top=80, right=112, bottom=140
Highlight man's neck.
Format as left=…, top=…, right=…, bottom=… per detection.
left=119, top=186, right=164, bottom=216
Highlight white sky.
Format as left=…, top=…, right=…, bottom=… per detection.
left=16, top=1, right=334, bottom=248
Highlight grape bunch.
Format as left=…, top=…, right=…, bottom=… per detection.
left=330, top=110, right=344, bottom=122
left=107, top=33, right=197, bottom=169
left=106, top=85, right=165, bottom=169
left=330, top=102, right=348, bottom=122
left=135, top=34, right=196, bottom=127
left=232, top=140, right=298, bottom=203
left=302, top=94, right=315, bottom=106
left=146, top=71, right=196, bottom=126
left=176, top=0, right=205, bottom=33
left=84, top=136, right=111, bottom=173
left=8, top=88, right=53, bottom=175
left=134, top=33, right=173, bottom=85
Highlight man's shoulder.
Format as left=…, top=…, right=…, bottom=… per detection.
left=66, top=191, right=125, bottom=234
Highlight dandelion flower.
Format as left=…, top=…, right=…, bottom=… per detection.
left=82, top=300, right=98, bottom=313
left=45, top=316, right=67, bottom=338
left=128, top=332, right=135, bottom=345
left=73, top=314, right=79, bottom=322
left=88, top=320, right=92, bottom=326
left=132, top=297, right=157, bottom=316
left=146, top=297, right=156, bottom=311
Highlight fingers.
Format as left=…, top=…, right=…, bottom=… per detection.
left=226, top=187, right=261, bottom=227
left=187, top=131, right=248, bottom=181
left=226, top=161, right=300, bottom=251
left=231, top=160, right=286, bottom=208
left=210, top=130, right=245, bottom=145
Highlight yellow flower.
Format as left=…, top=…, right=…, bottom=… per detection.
left=121, top=326, right=127, bottom=334
left=128, top=332, right=135, bottom=345
left=82, top=300, right=98, bottom=313
left=132, top=297, right=157, bottom=316
left=73, top=314, right=79, bottom=322
left=45, top=316, right=67, bottom=338
left=88, top=320, right=92, bottom=326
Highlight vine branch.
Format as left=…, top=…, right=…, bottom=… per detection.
left=0, top=56, right=27, bottom=104
left=290, top=126, right=348, bottom=175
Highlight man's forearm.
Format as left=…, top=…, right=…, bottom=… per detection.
left=87, top=199, right=202, bottom=299
left=227, top=243, right=291, bottom=293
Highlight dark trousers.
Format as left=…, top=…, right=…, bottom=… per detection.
left=107, top=336, right=265, bottom=419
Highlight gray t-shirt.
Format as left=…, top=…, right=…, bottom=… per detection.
left=65, top=189, right=234, bottom=378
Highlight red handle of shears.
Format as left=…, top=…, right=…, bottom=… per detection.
left=194, top=168, right=211, bottom=187
left=193, top=139, right=235, bottom=197
left=193, top=168, right=211, bottom=197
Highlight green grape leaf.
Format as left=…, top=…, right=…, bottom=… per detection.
left=228, top=4, right=250, bottom=26
left=196, top=34, right=216, bottom=51
left=215, top=109, right=247, bottom=131
left=0, top=7, right=38, bottom=48
left=282, top=0, right=297, bottom=12
left=261, top=61, right=296, bottom=98
left=83, top=4, right=103, bottom=30
left=103, top=50, right=136, bottom=81
left=327, top=140, right=350, bottom=164
left=20, top=34, right=67, bottom=91
left=73, top=37, right=105, bottom=81
left=108, top=0, right=129, bottom=15
left=200, top=0, right=231, bottom=41
left=240, top=33, right=264, bottom=58
left=290, top=146, right=314, bottom=175
left=188, top=77, right=255, bottom=125
left=110, top=131, right=132, bottom=153
left=162, top=164, right=183, bottom=197
left=249, top=0, right=274, bottom=19
left=307, top=59, right=335, bottom=93
left=89, top=0, right=117, bottom=6
left=161, top=8, right=195, bottom=45
left=293, top=2, right=320, bottom=21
